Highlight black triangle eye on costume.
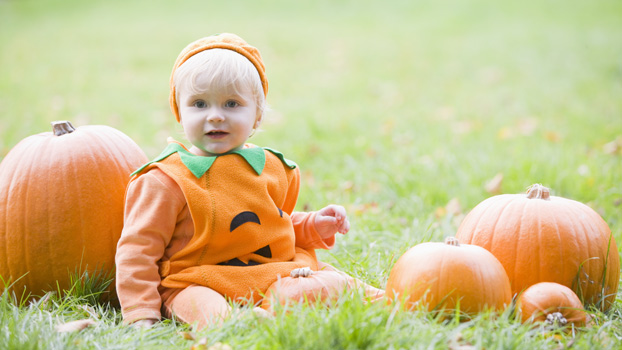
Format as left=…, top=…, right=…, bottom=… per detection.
left=229, top=207, right=284, bottom=232
left=230, top=211, right=261, bottom=232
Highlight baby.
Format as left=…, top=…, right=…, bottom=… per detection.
left=115, top=33, right=383, bottom=329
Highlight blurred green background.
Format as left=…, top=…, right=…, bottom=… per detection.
left=1, top=0, right=621, bottom=270
left=1, top=2, right=621, bottom=347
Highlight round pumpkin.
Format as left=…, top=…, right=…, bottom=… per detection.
left=261, top=267, right=349, bottom=313
left=455, top=184, right=619, bottom=311
left=0, top=121, right=148, bottom=299
left=517, top=282, right=588, bottom=328
left=385, top=237, right=512, bottom=314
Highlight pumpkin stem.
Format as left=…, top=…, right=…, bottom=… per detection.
left=444, top=237, right=460, bottom=246
left=545, top=312, right=568, bottom=327
left=290, top=267, right=314, bottom=278
left=51, top=121, right=76, bottom=136
left=526, top=184, right=551, bottom=200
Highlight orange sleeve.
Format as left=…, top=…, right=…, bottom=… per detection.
left=291, top=211, right=335, bottom=250
left=282, top=167, right=335, bottom=250
left=115, top=169, right=186, bottom=325
left=281, top=166, right=300, bottom=215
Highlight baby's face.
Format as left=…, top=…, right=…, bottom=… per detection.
left=178, top=80, right=259, bottom=156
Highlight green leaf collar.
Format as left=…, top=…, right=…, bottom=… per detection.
left=131, top=143, right=296, bottom=178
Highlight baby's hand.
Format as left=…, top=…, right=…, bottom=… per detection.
left=314, top=204, right=350, bottom=239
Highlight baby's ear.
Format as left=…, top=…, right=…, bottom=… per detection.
left=254, top=114, right=263, bottom=128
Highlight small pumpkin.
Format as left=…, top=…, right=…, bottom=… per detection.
left=517, top=282, right=588, bottom=328
left=261, top=267, right=349, bottom=313
left=0, top=121, right=148, bottom=299
left=386, top=237, right=511, bottom=315
left=455, top=184, right=619, bottom=311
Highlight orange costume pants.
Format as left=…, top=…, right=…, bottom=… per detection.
left=161, top=263, right=384, bottom=330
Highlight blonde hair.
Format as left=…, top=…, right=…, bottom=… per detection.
left=173, top=49, right=266, bottom=122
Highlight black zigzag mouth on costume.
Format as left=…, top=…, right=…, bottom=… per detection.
left=217, top=245, right=272, bottom=266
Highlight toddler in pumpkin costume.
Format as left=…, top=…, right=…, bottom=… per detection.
left=115, top=33, right=383, bottom=329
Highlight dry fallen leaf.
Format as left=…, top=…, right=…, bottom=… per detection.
left=479, top=66, right=503, bottom=85
left=31, top=291, right=54, bottom=309
left=435, top=198, right=462, bottom=219
left=448, top=332, right=476, bottom=350
left=307, top=143, right=321, bottom=156
left=179, top=331, right=197, bottom=340
left=209, top=342, right=233, bottom=350
left=451, top=121, right=473, bottom=135
left=449, top=344, right=477, bottom=350
left=366, top=147, right=378, bottom=157
left=434, top=206, right=447, bottom=218
left=79, top=304, right=98, bottom=319
left=340, top=180, right=355, bottom=192
left=497, top=118, right=538, bottom=140
left=497, top=127, right=513, bottom=140
left=381, top=118, right=396, bottom=135
left=603, top=137, right=622, bottom=155
left=445, top=198, right=462, bottom=216
left=302, top=170, right=316, bottom=187
left=577, top=164, right=590, bottom=176
left=436, top=106, right=456, bottom=121
left=366, top=181, right=382, bottom=194
left=484, top=173, right=503, bottom=195
left=518, top=118, right=538, bottom=136
left=191, top=338, right=208, bottom=350
left=545, top=131, right=561, bottom=143
left=351, top=202, right=380, bottom=216
left=55, top=319, right=96, bottom=333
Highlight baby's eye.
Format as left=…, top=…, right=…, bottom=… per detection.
left=225, top=100, right=239, bottom=108
left=194, top=100, right=207, bottom=108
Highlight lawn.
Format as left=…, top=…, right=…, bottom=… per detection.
left=1, top=0, right=621, bottom=349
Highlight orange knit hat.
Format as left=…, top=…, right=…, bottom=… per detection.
left=169, top=33, right=268, bottom=123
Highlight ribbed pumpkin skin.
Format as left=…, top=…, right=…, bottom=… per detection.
left=261, top=270, right=348, bottom=313
left=0, top=124, right=148, bottom=298
left=385, top=238, right=512, bottom=314
left=455, top=187, right=619, bottom=311
left=517, top=282, right=587, bottom=327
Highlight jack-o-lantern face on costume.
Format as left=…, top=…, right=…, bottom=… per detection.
left=218, top=210, right=277, bottom=266
left=132, top=142, right=319, bottom=304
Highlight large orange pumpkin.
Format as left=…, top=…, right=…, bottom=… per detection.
left=455, top=184, right=619, bottom=311
left=0, top=121, right=148, bottom=298
left=385, top=237, right=512, bottom=315
left=517, top=282, right=588, bottom=328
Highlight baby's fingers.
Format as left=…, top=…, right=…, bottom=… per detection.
left=337, top=218, right=350, bottom=234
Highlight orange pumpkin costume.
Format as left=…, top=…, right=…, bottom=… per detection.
left=115, top=141, right=336, bottom=324
left=146, top=141, right=326, bottom=298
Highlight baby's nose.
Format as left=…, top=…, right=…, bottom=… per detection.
left=207, top=112, right=225, bottom=122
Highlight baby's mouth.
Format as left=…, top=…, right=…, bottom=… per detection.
left=207, top=131, right=228, bottom=138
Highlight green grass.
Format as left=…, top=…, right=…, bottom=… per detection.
left=1, top=0, right=621, bottom=348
